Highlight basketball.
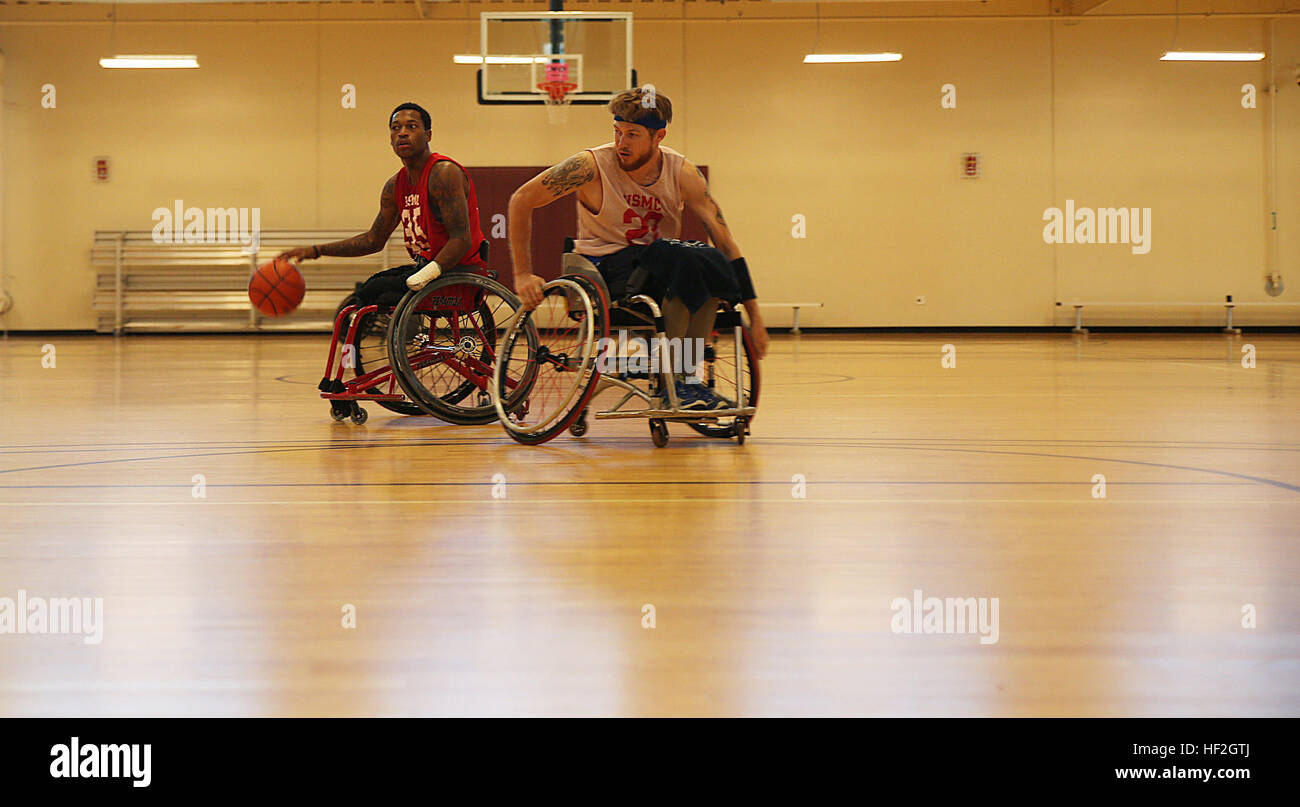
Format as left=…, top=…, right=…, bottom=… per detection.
left=248, top=258, right=306, bottom=317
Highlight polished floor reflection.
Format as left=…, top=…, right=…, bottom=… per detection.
left=1, top=332, right=1297, bottom=716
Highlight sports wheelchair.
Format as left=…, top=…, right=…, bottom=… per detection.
left=319, top=243, right=531, bottom=425
left=489, top=250, right=761, bottom=447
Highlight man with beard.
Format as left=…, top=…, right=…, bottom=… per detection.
left=508, top=86, right=768, bottom=411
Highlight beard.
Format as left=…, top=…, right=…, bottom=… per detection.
left=617, top=149, right=654, bottom=171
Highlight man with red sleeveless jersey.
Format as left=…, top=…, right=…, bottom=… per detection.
left=277, top=103, right=486, bottom=300
left=508, top=87, right=769, bottom=411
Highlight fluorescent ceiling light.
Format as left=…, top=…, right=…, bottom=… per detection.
left=803, top=53, right=902, bottom=64
left=100, top=54, right=199, bottom=69
left=1159, top=51, right=1265, bottom=62
left=453, top=55, right=550, bottom=65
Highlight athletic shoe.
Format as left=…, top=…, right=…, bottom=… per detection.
left=674, top=380, right=728, bottom=411
left=405, top=261, right=442, bottom=291
left=656, top=380, right=695, bottom=410
left=693, top=384, right=733, bottom=411
left=710, top=391, right=737, bottom=410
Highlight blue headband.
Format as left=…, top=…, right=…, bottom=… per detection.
left=614, top=114, right=667, bottom=130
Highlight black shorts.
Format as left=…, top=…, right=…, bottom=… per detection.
left=585, top=239, right=740, bottom=313
left=354, top=262, right=491, bottom=308
left=589, top=248, right=651, bottom=300
left=354, top=265, right=418, bottom=308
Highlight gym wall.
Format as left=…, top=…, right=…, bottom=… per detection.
left=0, top=1, right=1296, bottom=330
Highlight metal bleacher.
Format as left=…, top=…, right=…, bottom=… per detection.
left=91, top=230, right=413, bottom=334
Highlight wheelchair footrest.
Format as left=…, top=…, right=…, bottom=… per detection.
left=594, top=406, right=756, bottom=421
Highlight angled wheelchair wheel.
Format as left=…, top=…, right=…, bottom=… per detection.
left=388, top=272, right=530, bottom=425
left=493, top=278, right=606, bottom=445
left=686, top=309, right=762, bottom=440
left=338, top=294, right=426, bottom=417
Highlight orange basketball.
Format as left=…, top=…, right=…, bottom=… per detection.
left=249, top=258, right=306, bottom=317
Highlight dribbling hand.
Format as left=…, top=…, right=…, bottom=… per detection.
left=275, top=247, right=317, bottom=263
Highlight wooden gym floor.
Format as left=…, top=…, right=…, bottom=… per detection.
left=0, top=331, right=1297, bottom=717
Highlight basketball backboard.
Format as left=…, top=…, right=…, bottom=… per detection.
left=476, top=11, right=635, bottom=106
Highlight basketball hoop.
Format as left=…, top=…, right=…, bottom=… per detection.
left=538, top=62, right=576, bottom=125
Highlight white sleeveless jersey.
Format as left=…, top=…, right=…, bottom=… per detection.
left=574, top=144, right=685, bottom=257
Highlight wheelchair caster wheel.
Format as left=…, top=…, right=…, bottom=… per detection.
left=329, top=403, right=349, bottom=422
left=349, top=406, right=368, bottom=425
left=649, top=418, right=669, bottom=448
left=735, top=416, right=750, bottom=445
left=478, top=391, right=491, bottom=408
left=569, top=409, right=589, bottom=437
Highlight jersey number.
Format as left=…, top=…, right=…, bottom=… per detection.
left=401, top=207, right=426, bottom=245
left=624, top=209, right=663, bottom=243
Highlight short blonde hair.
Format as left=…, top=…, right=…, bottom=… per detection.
left=608, top=86, right=672, bottom=127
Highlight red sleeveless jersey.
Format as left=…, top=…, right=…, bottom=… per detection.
left=393, top=153, right=486, bottom=266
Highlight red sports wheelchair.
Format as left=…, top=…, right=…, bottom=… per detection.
left=318, top=244, right=533, bottom=425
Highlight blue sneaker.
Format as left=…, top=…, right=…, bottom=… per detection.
left=674, top=380, right=728, bottom=411
left=709, top=389, right=737, bottom=410
left=659, top=380, right=701, bottom=410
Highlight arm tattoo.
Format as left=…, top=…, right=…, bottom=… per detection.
left=428, top=163, right=471, bottom=240
left=696, top=166, right=727, bottom=227
left=541, top=153, right=595, bottom=197
left=705, top=188, right=727, bottom=226
left=320, top=177, right=398, bottom=258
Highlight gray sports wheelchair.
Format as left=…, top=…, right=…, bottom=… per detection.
left=489, top=241, right=761, bottom=447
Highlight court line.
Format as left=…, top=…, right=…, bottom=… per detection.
left=1, top=442, right=1297, bottom=495
left=0, top=442, right=503, bottom=477
left=3, top=439, right=1299, bottom=459
left=752, top=441, right=1300, bottom=494
left=0, top=442, right=484, bottom=456
left=0, top=480, right=1256, bottom=489
left=0, top=439, right=476, bottom=451
left=1, top=499, right=1297, bottom=506
left=3, top=437, right=1297, bottom=450
left=1, top=439, right=1296, bottom=495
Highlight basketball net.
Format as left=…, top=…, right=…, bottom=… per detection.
left=538, top=62, right=576, bottom=126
